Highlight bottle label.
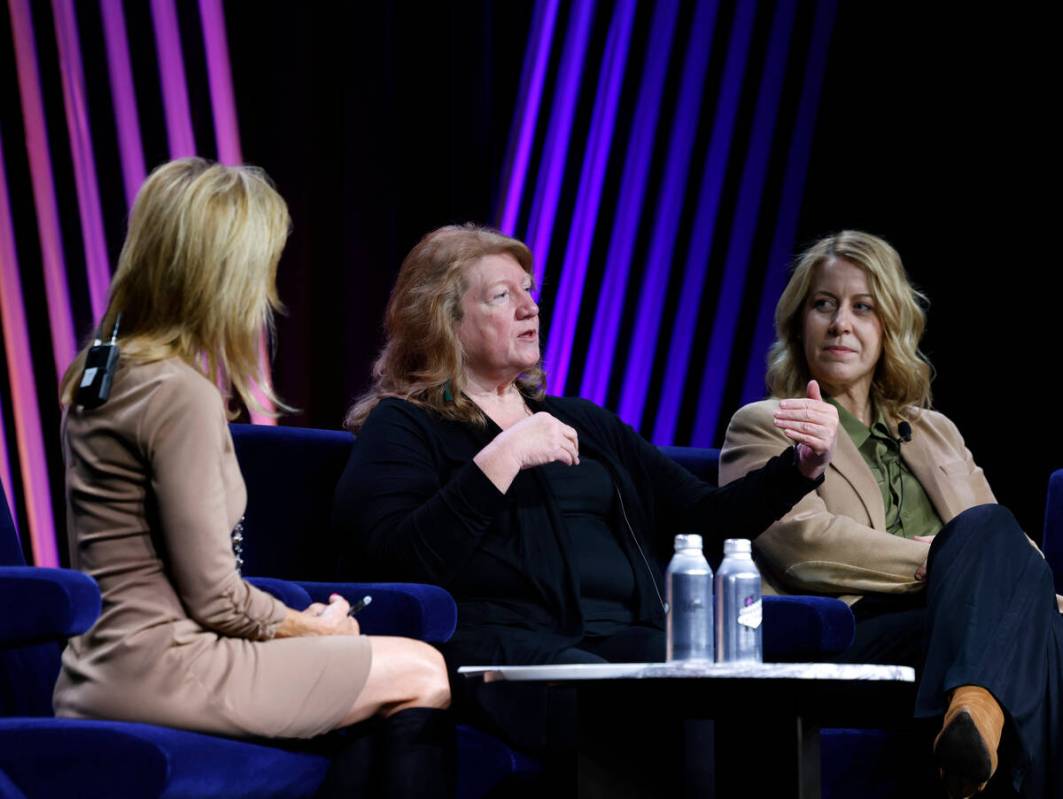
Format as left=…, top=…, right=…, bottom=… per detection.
left=737, top=598, right=762, bottom=629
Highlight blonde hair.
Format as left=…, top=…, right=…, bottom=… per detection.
left=345, top=224, right=545, bottom=430
left=765, top=230, right=933, bottom=421
left=59, top=157, right=291, bottom=416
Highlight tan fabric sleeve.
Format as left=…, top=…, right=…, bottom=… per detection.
left=141, top=369, right=287, bottom=639
left=720, top=401, right=928, bottom=596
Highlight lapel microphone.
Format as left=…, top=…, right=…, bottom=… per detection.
left=75, top=312, right=123, bottom=409
left=897, top=421, right=912, bottom=443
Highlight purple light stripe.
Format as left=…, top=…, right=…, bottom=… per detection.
left=0, top=129, right=59, bottom=566
left=101, top=0, right=145, bottom=207
left=616, top=0, right=721, bottom=427
left=579, top=0, right=680, bottom=404
left=53, top=0, right=111, bottom=320
left=199, top=0, right=241, bottom=164
left=651, top=0, right=759, bottom=444
left=498, top=0, right=560, bottom=235
left=198, top=0, right=278, bottom=425
left=740, top=0, right=838, bottom=406
left=543, top=0, right=635, bottom=393
left=692, top=0, right=799, bottom=447
left=524, top=0, right=596, bottom=291
left=7, top=0, right=77, bottom=378
left=151, top=0, right=196, bottom=157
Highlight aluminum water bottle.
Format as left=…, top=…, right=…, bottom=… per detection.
left=665, top=534, right=713, bottom=662
left=714, top=538, right=763, bottom=663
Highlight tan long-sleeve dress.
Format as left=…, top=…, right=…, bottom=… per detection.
left=53, top=357, right=372, bottom=739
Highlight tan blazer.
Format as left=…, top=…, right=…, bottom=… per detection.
left=719, top=400, right=997, bottom=604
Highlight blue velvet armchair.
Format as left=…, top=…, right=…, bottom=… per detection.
left=0, top=483, right=530, bottom=797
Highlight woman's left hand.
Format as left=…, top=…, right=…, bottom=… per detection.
left=773, top=380, right=839, bottom=481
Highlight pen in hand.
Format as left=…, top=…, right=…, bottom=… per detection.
left=348, top=595, right=372, bottom=617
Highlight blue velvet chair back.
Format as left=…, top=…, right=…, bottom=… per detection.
left=1044, top=468, right=1063, bottom=593
left=658, top=446, right=720, bottom=486
left=230, top=424, right=354, bottom=580
left=0, top=486, right=65, bottom=718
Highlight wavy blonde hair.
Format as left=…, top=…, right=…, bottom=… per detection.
left=345, top=224, right=546, bottom=430
left=765, top=230, right=933, bottom=421
left=59, top=157, right=291, bottom=417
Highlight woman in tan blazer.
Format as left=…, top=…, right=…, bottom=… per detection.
left=720, top=231, right=1061, bottom=799
left=54, top=159, right=452, bottom=797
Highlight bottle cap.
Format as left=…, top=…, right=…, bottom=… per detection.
left=674, top=533, right=703, bottom=551
left=723, top=538, right=752, bottom=555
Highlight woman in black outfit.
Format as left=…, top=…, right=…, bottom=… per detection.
left=332, top=224, right=838, bottom=767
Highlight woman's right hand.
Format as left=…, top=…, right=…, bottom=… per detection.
left=495, top=412, right=580, bottom=469
left=913, top=535, right=934, bottom=581
left=474, top=412, right=579, bottom=493
left=276, top=594, right=359, bottom=638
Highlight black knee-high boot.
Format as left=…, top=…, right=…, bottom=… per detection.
left=379, top=707, right=456, bottom=799
left=316, top=708, right=456, bottom=799
left=315, top=718, right=381, bottom=798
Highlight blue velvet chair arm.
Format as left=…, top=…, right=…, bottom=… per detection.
left=1042, top=468, right=1063, bottom=594
left=296, top=581, right=457, bottom=643
left=762, top=595, right=855, bottom=661
left=0, top=567, right=100, bottom=644
left=245, top=576, right=314, bottom=611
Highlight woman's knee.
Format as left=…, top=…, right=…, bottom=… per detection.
left=404, top=642, right=451, bottom=709
left=939, top=504, right=1022, bottom=548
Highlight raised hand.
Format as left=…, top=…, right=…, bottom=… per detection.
left=474, top=411, right=580, bottom=493
left=773, top=380, right=839, bottom=481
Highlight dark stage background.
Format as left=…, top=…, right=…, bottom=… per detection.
left=0, top=0, right=1059, bottom=566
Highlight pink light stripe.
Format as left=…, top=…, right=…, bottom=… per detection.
left=0, top=392, right=16, bottom=532
left=100, top=0, right=146, bottom=207
left=53, top=0, right=111, bottom=320
left=198, top=0, right=242, bottom=165
left=199, top=0, right=276, bottom=424
left=151, top=0, right=196, bottom=157
left=249, top=331, right=275, bottom=425
left=0, top=130, right=59, bottom=566
left=7, top=0, right=77, bottom=378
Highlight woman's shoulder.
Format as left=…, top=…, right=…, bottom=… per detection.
left=907, top=406, right=965, bottom=444
left=123, top=358, right=222, bottom=413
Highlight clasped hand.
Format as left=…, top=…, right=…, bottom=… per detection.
left=772, top=380, right=839, bottom=481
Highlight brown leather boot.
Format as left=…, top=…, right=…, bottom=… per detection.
left=933, top=685, right=1004, bottom=798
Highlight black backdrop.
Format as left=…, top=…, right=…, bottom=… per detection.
left=225, top=1, right=1060, bottom=535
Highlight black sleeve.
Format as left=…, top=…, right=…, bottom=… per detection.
left=610, top=408, right=822, bottom=547
left=332, top=400, right=509, bottom=584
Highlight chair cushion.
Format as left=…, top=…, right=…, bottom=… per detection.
left=0, top=717, right=537, bottom=799
left=0, top=718, right=329, bottom=799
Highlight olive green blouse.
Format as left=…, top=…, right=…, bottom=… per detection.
left=830, top=400, right=943, bottom=539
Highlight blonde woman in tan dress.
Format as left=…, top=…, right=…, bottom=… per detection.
left=54, top=158, right=452, bottom=797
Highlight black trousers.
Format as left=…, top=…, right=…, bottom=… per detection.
left=839, top=504, right=1063, bottom=798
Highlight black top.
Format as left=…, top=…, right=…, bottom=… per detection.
left=332, top=394, right=822, bottom=667
left=541, top=456, right=636, bottom=634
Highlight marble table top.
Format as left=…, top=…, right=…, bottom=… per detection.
left=457, top=661, right=915, bottom=683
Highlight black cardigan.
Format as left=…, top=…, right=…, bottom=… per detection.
left=333, top=395, right=821, bottom=666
